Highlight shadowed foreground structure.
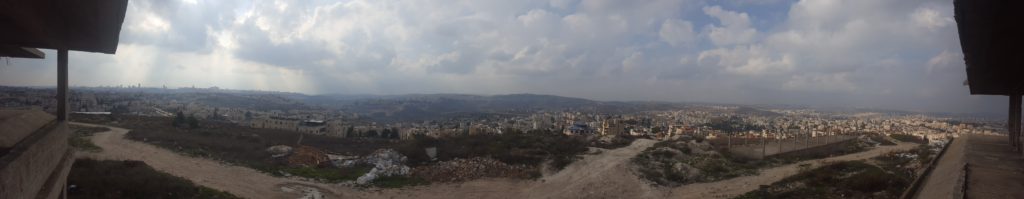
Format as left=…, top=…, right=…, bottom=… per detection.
left=0, top=0, right=128, bottom=198
left=912, top=0, right=1024, bottom=198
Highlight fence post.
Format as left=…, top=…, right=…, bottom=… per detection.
left=761, top=131, right=767, bottom=159
left=727, top=134, right=732, bottom=149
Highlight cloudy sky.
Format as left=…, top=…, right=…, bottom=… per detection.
left=0, top=0, right=1006, bottom=114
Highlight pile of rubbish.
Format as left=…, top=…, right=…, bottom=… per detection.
left=355, top=149, right=412, bottom=184
left=267, top=145, right=293, bottom=158
left=412, top=157, right=534, bottom=182
left=285, top=146, right=329, bottom=167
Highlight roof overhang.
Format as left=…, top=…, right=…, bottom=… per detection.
left=955, top=0, right=1024, bottom=95
left=0, top=0, right=129, bottom=57
left=0, top=45, right=44, bottom=59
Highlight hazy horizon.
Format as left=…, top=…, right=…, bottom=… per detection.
left=0, top=0, right=1006, bottom=114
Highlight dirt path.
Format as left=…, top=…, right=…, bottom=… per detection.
left=357, top=138, right=662, bottom=199
left=666, top=142, right=920, bottom=199
left=72, top=122, right=919, bottom=199
left=72, top=122, right=338, bottom=199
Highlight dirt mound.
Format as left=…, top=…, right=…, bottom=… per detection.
left=413, top=157, right=535, bottom=182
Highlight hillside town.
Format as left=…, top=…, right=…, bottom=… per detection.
left=1, top=86, right=1003, bottom=143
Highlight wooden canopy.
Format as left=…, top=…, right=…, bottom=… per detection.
left=0, top=0, right=129, bottom=57
left=954, top=0, right=1024, bottom=95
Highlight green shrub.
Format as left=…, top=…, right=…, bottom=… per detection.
left=735, top=161, right=909, bottom=199
left=68, top=125, right=109, bottom=152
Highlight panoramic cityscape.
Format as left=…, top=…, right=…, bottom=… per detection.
left=1, top=0, right=1022, bottom=199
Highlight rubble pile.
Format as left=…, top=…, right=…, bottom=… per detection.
left=267, top=145, right=293, bottom=158
left=355, top=149, right=411, bottom=184
left=286, top=146, right=329, bottom=167
left=412, top=157, right=535, bottom=182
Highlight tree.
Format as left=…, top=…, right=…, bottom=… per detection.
left=186, top=114, right=199, bottom=129
left=381, top=128, right=392, bottom=139
left=367, top=129, right=379, bottom=138
left=173, top=111, right=186, bottom=127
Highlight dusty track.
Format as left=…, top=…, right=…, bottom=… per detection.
left=667, top=142, right=918, bottom=198
left=73, top=123, right=338, bottom=199
left=73, top=122, right=917, bottom=199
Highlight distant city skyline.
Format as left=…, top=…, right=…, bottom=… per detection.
left=0, top=0, right=1005, bottom=114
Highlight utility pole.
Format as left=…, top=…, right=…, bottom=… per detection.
left=744, top=132, right=749, bottom=146
left=777, top=129, right=783, bottom=153
left=778, top=135, right=783, bottom=153
left=727, top=133, right=732, bottom=149
left=805, top=131, right=810, bottom=149
left=761, top=130, right=767, bottom=159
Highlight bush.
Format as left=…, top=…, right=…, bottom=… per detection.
left=396, top=131, right=589, bottom=170
left=68, top=125, right=108, bottom=152
left=735, top=161, right=909, bottom=199
left=110, top=116, right=399, bottom=183
left=633, top=139, right=759, bottom=186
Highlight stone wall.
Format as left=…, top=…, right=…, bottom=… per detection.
left=0, top=110, right=72, bottom=199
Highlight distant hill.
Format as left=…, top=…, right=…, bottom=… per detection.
left=295, top=93, right=686, bottom=122
left=734, top=107, right=782, bottom=117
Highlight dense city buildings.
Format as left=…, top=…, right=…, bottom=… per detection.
left=0, top=86, right=1003, bottom=144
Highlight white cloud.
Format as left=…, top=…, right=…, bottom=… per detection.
left=927, top=50, right=962, bottom=74
left=782, top=73, right=857, bottom=92
left=622, top=51, right=645, bottom=72
left=1, top=0, right=1000, bottom=113
left=703, top=6, right=757, bottom=46
left=912, top=7, right=953, bottom=30
left=659, top=19, right=696, bottom=47
left=128, top=11, right=171, bottom=35
left=698, top=45, right=793, bottom=76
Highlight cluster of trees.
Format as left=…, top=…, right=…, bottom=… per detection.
left=172, top=112, right=200, bottom=129
left=704, top=116, right=764, bottom=132
left=344, top=126, right=400, bottom=139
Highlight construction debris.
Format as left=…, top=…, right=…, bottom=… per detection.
left=356, top=149, right=412, bottom=184
left=267, top=145, right=293, bottom=158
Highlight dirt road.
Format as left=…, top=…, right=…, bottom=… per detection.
left=72, top=123, right=338, bottom=199
left=73, top=122, right=919, bottom=199
left=667, top=142, right=919, bottom=198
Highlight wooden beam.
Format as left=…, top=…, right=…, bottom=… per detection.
left=1010, top=94, right=1021, bottom=150
left=57, top=49, right=67, bottom=121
